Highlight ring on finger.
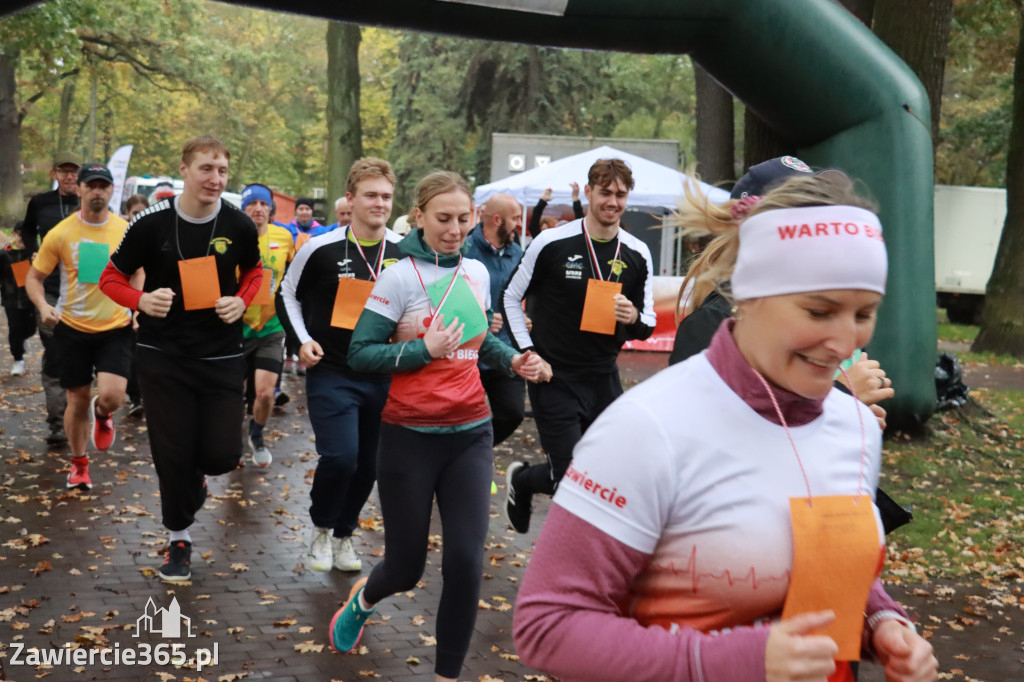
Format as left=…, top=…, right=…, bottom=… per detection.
left=878, top=376, right=886, bottom=389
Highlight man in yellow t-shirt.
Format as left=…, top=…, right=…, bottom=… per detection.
left=239, top=184, right=295, bottom=466
left=26, top=163, right=132, bottom=491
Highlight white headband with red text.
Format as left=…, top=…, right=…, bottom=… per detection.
left=731, top=205, right=888, bottom=300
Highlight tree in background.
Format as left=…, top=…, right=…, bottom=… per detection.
left=873, top=0, right=956, bottom=145
left=0, top=0, right=92, bottom=222
left=326, top=21, right=362, bottom=203
left=973, top=2, right=1024, bottom=356
left=937, top=0, right=1017, bottom=186
left=693, top=64, right=734, bottom=187
left=387, top=33, right=616, bottom=208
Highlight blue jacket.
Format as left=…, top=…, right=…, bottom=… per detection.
left=464, top=224, right=523, bottom=350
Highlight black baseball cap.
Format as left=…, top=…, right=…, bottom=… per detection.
left=77, top=163, right=114, bottom=185
left=730, top=156, right=814, bottom=199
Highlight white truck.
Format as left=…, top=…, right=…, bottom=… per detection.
left=933, top=184, right=1007, bottom=324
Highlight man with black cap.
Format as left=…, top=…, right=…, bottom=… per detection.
left=667, top=156, right=814, bottom=366
left=25, top=163, right=132, bottom=491
left=21, top=150, right=83, bottom=445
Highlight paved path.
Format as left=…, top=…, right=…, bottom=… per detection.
left=0, top=336, right=1021, bottom=680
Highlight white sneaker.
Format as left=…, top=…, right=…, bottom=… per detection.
left=331, top=536, right=362, bottom=572
left=308, top=527, right=333, bottom=571
left=11, top=360, right=25, bottom=376
left=249, top=436, right=272, bottom=467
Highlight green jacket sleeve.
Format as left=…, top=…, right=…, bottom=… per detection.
left=348, top=309, right=434, bottom=374
left=480, top=329, right=517, bottom=374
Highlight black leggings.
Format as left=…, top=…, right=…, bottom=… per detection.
left=135, top=347, right=245, bottom=531
left=363, top=422, right=493, bottom=679
left=5, top=306, right=36, bottom=361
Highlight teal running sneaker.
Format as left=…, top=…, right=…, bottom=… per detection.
left=329, top=577, right=373, bottom=653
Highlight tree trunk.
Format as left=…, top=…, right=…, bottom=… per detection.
left=840, top=0, right=875, bottom=25
left=86, top=74, right=97, bottom=160
left=326, top=20, right=362, bottom=204
left=57, top=79, right=76, bottom=152
left=0, top=53, right=22, bottom=224
left=693, top=63, right=734, bottom=185
left=743, top=110, right=792, bottom=170
left=973, top=7, right=1024, bottom=357
left=872, top=0, right=954, bottom=144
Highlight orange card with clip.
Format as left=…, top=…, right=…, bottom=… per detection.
left=11, top=260, right=30, bottom=288
left=782, top=495, right=880, bottom=660
left=178, top=255, right=220, bottom=310
left=330, top=277, right=375, bottom=329
left=580, top=278, right=621, bottom=335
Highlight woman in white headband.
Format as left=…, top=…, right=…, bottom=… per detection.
left=514, top=173, right=937, bottom=682
left=668, top=164, right=896, bottom=427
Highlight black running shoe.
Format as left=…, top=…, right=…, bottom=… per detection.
left=159, top=540, right=192, bottom=581
left=505, top=462, right=533, bottom=534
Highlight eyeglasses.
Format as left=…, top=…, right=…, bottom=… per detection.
left=54, top=168, right=78, bottom=177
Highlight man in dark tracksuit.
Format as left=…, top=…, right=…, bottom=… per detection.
left=99, top=136, right=262, bottom=582
left=21, top=151, right=82, bottom=444
left=465, top=192, right=526, bottom=446
left=502, top=158, right=656, bottom=533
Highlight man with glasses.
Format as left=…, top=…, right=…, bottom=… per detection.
left=21, top=151, right=83, bottom=445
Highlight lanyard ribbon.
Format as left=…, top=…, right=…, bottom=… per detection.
left=410, top=255, right=462, bottom=320
left=349, top=227, right=386, bottom=281
left=581, top=221, right=622, bottom=282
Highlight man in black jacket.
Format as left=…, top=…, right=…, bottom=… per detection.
left=21, top=151, right=82, bottom=445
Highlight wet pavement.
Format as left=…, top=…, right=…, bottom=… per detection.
left=0, top=337, right=1021, bottom=681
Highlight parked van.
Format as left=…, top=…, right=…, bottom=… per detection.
left=934, top=185, right=1006, bottom=324
left=121, top=176, right=241, bottom=209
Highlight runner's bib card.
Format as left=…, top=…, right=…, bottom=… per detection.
left=331, top=277, right=375, bottom=329
left=782, top=495, right=880, bottom=660
left=10, top=260, right=30, bottom=288
left=428, top=272, right=488, bottom=343
left=253, top=267, right=273, bottom=306
left=78, top=242, right=110, bottom=284
left=178, top=255, right=220, bottom=310
left=580, top=278, right=622, bottom=335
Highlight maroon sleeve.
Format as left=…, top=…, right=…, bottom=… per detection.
left=99, top=261, right=143, bottom=311
left=235, top=263, right=263, bottom=307
left=513, top=504, right=770, bottom=682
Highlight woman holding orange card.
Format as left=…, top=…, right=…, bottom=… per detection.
left=331, top=170, right=551, bottom=681
left=513, top=172, right=937, bottom=682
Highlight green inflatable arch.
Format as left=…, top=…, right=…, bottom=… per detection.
left=6, top=0, right=937, bottom=428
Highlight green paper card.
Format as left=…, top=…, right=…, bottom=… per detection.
left=427, top=271, right=488, bottom=342
left=78, top=242, right=110, bottom=284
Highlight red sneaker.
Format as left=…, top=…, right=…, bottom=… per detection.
left=67, top=456, right=92, bottom=490
left=89, top=395, right=115, bottom=450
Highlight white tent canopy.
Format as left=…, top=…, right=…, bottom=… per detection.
left=473, top=144, right=730, bottom=209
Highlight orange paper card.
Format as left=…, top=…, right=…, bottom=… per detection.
left=177, top=255, right=220, bottom=311
left=580, top=279, right=622, bottom=335
left=330, top=277, right=375, bottom=329
left=252, top=268, right=273, bottom=306
left=782, top=495, right=880, bottom=661
left=11, top=260, right=30, bottom=288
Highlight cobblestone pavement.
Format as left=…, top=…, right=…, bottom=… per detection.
left=0, top=336, right=1021, bottom=681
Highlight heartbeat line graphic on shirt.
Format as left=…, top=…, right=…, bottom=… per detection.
left=652, top=546, right=792, bottom=594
